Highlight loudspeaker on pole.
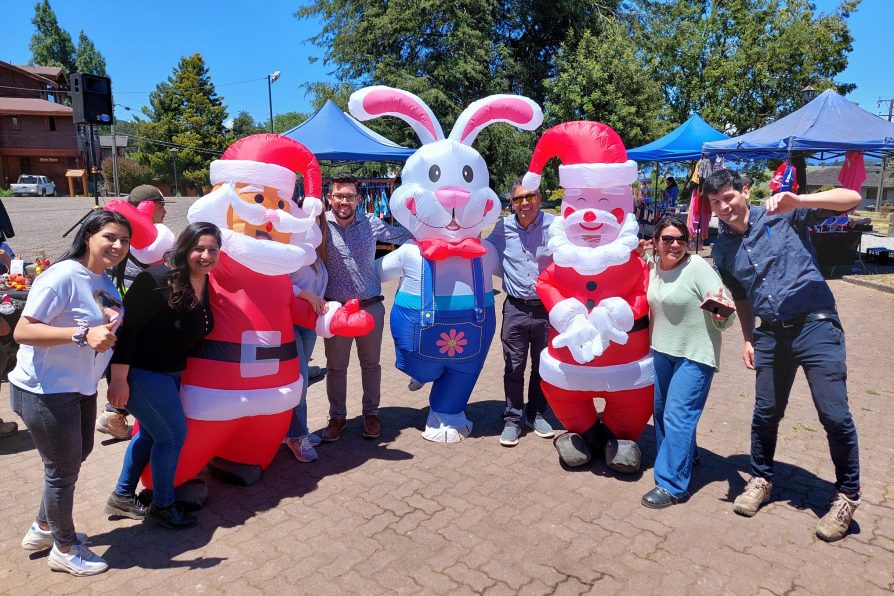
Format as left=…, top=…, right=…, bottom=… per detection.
left=70, top=73, right=114, bottom=125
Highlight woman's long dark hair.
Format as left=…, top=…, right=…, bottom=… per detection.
left=653, top=215, right=690, bottom=265
left=164, top=222, right=222, bottom=311
left=58, top=209, right=133, bottom=288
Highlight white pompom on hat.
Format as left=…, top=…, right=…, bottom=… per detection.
left=521, top=121, right=638, bottom=191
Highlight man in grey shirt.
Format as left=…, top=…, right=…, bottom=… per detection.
left=321, top=173, right=411, bottom=442
left=484, top=178, right=556, bottom=446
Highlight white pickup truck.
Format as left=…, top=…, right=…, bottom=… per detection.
left=10, top=175, right=56, bottom=197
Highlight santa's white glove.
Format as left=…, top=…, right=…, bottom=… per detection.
left=587, top=297, right=634, bottom=352
left=553, top=314, right=601, bottom=364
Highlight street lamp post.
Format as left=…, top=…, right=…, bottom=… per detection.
left=801, top=85, right=818, bottom=105
left=267, top=70, right=281, bottom=133
left=170, top=148, right=179, bottom=197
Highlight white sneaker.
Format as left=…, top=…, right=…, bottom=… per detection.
left=285, top=436, right=318, bottom=463
left=47, top=543, right=108, bottom=576
left=408, top=378, right=425, bottom=391
left=21, top=522, right=87, bottom=552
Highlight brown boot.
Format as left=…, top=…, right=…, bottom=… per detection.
left=95, top=410, right=132, bottom=440
left=816, top=493, right=859, bottom=542
left=362, top=415, right=380, bottom=439
left=0, top=419, right=18, bottom=438
left=733, top=477, right=772, bottom=517
left=321, top=418, right=347, bottom=442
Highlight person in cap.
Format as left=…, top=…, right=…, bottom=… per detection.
left=96, top=185, right=175, bottom=441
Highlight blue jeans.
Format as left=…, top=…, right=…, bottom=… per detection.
left=113, top=368, right=187, bottom=507
left=12, top=384, right=96, bottom=548
left=751, top=318, right=860, bottom=494
left=287, top=326, right=317, bottom=438
left=652, top=351, right=715, bottom=498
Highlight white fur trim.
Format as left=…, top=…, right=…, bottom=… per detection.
left=547, top=212, right=640, bottom=276
left=521, top=172, right=541, bottom=191
left=210, top=159, right=297, bottom=195
left=180, top=377, right=303, bottom=421
left=549, top=298, right=588, bottom=334
left=539, top=350, right=654, bottom=392
left=314, top=301, right=341, bottom=338
left=558, top=160, right=638, bottom=188
left=130, top=223, right=174, bottom=265
left=422, top=410, right=472, bottom=443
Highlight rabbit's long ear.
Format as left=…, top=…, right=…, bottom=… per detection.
left=448, top=95, right=543, bottom=146
left=349, top=86, right=444, bottom=145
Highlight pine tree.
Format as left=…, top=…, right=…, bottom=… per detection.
left=28, top=0, right=76, bottom=73
left=74, top=31, right=108, bottom=76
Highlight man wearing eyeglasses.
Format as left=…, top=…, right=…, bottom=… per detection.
left=321, top=173, right=412, bottom=442
left=484, top=178, right=556, bottom=446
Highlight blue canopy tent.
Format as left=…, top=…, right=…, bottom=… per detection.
left=627, top=113, right=730, bottom=163
left=281, top=99, right=415, bottom=163
left=702, top=90, right=894, bottom=160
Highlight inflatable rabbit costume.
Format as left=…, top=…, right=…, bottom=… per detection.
left=349, top=86, right=543, bottom=442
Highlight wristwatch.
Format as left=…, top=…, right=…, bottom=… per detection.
left=72, top=323, right=89, bottom=347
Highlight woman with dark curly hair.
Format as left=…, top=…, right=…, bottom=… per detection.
left=10, top=209, right=130, bottom=576
left=104, top=222, right=221, bottom=529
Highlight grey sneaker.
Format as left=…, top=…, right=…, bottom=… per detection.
left=408, top=378, right=426, bottom=391
left=306, top=433, right=322, bottom=446
left=499, top=423, right=521, bottom=446
left=733, top=477, right=773, bottom=517
left=48, top=542, right=109, bottom=576
left=523, top=413, right=555, bottom=438
left=21, top=522, right=87, bottom=552
left=816, top=493, right=860, bottom=542
left=95, top=410, right=132, bottom=440
left=286, top=435, right=318, bottom=463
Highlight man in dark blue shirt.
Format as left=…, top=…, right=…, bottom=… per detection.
left=707, top=169, right=861, bottom=542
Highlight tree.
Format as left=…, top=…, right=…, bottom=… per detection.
left=101, top=157, right=153, bottom=194
left=273, top=111, right=307, bottom=133
left=73, top=31, right=107, bottom=76
left=134, top=53, right=230, bottom=191
left=543, top=24, right=669, bottom=149
left=631, top=0, right=859, bottom=135
left=230, top=110, right=264, bottom=138
left=28, top=0, right=75, bottom=73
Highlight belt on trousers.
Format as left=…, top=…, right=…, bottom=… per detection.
left=325, top=295, right=384, bottom=308
left=507, top=295, right=543, bottom=307
left=760, top=309, right=838, bottom=330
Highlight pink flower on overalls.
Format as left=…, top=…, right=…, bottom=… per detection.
left=436, top=329, right=467, bottom=357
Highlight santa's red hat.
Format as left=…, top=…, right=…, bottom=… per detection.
left=210, top=134, right=322, bottom=200
left=522, top=121, right=637, bottom=190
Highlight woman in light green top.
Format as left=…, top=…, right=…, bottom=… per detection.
left=641, top=216, right=736, bottom=509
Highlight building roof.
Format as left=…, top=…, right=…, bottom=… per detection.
left=99, top=135, right=129, bottom=148
left=0, top=61, right=63, bottom=88
left=0, top=97, right=73, bottom=116
left=806, top=164, right=894, bottom=189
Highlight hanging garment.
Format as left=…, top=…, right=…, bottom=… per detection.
left=769, top=161, right=799, bottom=193
left=838, top=151, right=866, bottom=193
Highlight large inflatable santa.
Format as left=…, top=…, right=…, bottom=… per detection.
left=149, top=134, right=373, bottom=488
left=522, top=122, right=653, bottom=473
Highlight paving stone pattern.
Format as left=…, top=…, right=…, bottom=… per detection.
left=0, top=197, right=892, bottom=594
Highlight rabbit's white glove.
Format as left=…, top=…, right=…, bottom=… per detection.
left=587, top=297, right=634, bottom=355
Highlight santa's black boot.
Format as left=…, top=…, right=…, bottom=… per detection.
left=553, top=422, right=606, bottom=467
left=603, top=427, right=642, bottom=474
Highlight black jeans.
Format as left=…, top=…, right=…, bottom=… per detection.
left=12, top=384, right=96, bottom=547
left=751, top=318, right=860, bottom=494
left=500, top=298, right=550, bottom=425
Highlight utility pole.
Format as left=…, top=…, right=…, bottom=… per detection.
left=875, top=98, right=893, bottom=212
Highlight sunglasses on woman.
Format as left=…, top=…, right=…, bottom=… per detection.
left=659, top=235, right=687, bottom=246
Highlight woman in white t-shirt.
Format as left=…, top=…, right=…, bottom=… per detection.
left=9, top=210, right=131, bottom=577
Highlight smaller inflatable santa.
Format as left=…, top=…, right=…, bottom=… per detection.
left=522, top=122, right=653, bottom=473
left=103, top=197, right=175, bottom=272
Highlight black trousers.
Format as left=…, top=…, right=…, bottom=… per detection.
left=500, top=298, right=550, bottom=425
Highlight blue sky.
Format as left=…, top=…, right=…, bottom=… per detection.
left=3, top=0, right=892, bottom=126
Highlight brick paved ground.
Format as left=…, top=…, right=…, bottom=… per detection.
left=0, top=197, right=892, bottom=594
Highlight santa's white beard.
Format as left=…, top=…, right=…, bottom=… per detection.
left=547, top=212, right=640, bottom=275
left=189, top=183, right=318, bottom=276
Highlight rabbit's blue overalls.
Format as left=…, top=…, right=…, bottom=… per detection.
left=390, top=257, right=496, bottom=415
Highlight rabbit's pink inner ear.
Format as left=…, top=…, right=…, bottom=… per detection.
left=483, top=199, right=494, bottom=216
left=458, top=99, right=537, bottom=143
left=406, top=196, right=417, bottom=215
left=364, top=88, right=440, bottom=142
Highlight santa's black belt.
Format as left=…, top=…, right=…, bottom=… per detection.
left=195, top=339, right=298, bottom=363
left=630, top=316, right=649, bottom=333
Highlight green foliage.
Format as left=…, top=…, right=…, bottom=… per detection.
left=29, top=0, right=75, bottom=73
left=273, top=111, right=308, bottom=133
left=543, top=23, right=670, bottom=149
left=632, top=0, right=858, bottom=135
left=0, top=187, right=13, bottom=197
left=134, top=53, right=229, bottom=191
left=101, top=157, right=153, bottom=194
left=230, top=111, right=264, bottom=138
left=73, top=31, right=107, bottom=76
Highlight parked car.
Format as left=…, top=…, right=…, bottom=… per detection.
left=10, top=175, right=56, bottom=197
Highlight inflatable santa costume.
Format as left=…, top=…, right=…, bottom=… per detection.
left=103, top=198, right=175, bottom=269
left=523, top=122, right=654, bottom=473
left=143, top=134, right=373, bottom=489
